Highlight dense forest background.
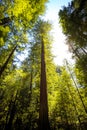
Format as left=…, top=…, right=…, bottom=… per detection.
left=0, top=0, right=87, bottom=130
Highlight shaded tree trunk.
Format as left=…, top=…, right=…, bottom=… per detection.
left=5, top=103, right=16, bottom=130
left=4, top=92, right=17, bottom=130
left=39, top=39, right=50, bottom=130
left=0, top=45, right=17, bottom=77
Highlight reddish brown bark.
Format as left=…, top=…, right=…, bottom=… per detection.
left=39, top=39, right=50, bottom=130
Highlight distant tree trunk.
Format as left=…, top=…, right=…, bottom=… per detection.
left=65, top=60, right=87, bottom=114
left=39, top=39, right=50, bottom=130
left=0, top=45, right=17, bottom=77
left=67, top=82, right=82, bottom=128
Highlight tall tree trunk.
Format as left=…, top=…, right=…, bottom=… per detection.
left=39, top=39, right=50, bottom=130
left=67, top=83, right=82, bottom=129
left=65, top=60, right=87, bottom=114
left=0, top=45, right=17, bottom=77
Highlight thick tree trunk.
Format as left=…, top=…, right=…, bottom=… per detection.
left=0, top=45, right=17, bottom=77
left=39, top=39, right=50, bottom=130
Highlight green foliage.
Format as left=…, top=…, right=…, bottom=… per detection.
left=0, top=0, right=87, bottom=129
left=75, top=55, right=87, bottom=88
left=59, top=0, right=87, bottom=47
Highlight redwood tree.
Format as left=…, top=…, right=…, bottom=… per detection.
left=31, top=20, right=51, bottom=130
left=39, top=37, right=50, bottom=130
